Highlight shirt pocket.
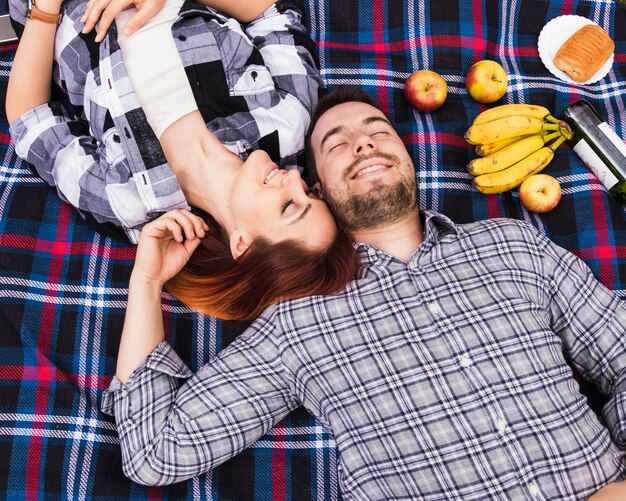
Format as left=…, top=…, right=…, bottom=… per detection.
left=214, top=23, right=275, bottom=97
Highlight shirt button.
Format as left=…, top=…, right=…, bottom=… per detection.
left=529, top=483, right=539, bottom=497
left=178, top=35, right=186, bottom=41
left=211, top=122, right=219, bottom=130
left=408, top=262, right=417, bottom=271
left=428, top=303, right=441, bottom=315
left=495, top=419, right=506, bottom=432
left=367, top=248, right=376, bottom=257
left=459, top=357, right=472, bottom=368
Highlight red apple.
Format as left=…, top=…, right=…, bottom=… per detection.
left=465, top=60, right=508, bottom=104
left=519, top=174, right=561, bottom=213
left=404, top=70, right=448, bottom=112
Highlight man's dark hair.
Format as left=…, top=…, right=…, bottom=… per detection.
left=305, top=86, right=378, bottom=183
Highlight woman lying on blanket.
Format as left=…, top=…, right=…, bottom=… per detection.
left=6, top=0, right=358, bottom=319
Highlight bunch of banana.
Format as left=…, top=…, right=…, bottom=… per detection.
left=464, top=104, right=572, bottom=194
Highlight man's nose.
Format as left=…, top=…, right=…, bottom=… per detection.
left=354, top=135, right=376, bottom=155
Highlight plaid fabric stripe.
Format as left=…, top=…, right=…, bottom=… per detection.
left=1, top=0, right=625, bottom=499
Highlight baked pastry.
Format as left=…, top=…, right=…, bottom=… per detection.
left=553, top=24, right=614, bottom=82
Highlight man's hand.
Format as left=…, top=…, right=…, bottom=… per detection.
left=81, top=0, right=166, bottom=42
left=131, top=210, right=208, bottom=288
left=589, top=480, right=626, bottom=500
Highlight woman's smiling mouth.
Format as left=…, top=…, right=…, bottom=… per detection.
left=264, top=167, right=280, bottom=184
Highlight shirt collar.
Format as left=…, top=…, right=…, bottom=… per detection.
left=421, top=209, right=460, bottom=242
left=354, top=209, right=461, bottom=267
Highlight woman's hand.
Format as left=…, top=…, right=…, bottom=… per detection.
left=81, top=0, right=166, bottom=42
left=131, top=210, right=208, bottom=288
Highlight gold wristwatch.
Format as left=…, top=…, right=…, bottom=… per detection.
left=27, top=0, right=61, bottom=24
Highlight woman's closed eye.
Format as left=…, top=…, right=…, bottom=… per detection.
left=282, top=199, right=296, bottom=215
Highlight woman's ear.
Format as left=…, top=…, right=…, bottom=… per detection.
left=229, top=229, right=251, bottom=260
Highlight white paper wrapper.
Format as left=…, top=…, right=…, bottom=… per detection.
left=537, top=15, right=614, bottom=85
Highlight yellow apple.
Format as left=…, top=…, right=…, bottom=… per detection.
left=519, top=174, right=561, bottom=213
left=404, top=70, right=448, bottom=112
left=465, top=60, right=508, bottom=104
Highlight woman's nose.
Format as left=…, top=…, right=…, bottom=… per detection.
left=281, top=169, right=302, bottom=187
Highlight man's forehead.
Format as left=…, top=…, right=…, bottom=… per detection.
left=312, top=102, right=386, bottom=142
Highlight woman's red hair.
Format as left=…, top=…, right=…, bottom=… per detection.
left=165, top=215, right=359, bottom=320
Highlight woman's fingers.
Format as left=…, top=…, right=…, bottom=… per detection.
left=94, top=0, right=135, bottom=41
left=168, top=210, right=207, bottom=241
left=122, top=0, right=166, bottom=36
left=81, top=0, right=132, bottom=41
left=81, top=0, right=166, bottom=41
left=81, top=0, right=113, bottom=35
left=183, top=234, right=203, bottom=255
left=142, top=210, right=207, bottom=242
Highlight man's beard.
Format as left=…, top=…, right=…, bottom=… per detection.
left=322, top=157, right=418, bottom=231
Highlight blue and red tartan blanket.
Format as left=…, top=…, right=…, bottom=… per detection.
left=0, top=0, right=625, bottom=499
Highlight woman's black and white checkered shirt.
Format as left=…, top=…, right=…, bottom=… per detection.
left=9, top=0, right=322, bottom=242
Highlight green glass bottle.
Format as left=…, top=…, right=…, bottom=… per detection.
left=559, top=100, right=626, bottom=204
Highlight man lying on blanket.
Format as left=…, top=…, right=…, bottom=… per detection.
left=102, top=86, right=626, bottom=500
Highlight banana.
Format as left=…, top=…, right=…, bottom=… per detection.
left=476, top=136, right=528, bottom=156
left=468, top=131, right=561, bottom=176
left=472, top=104, right=551, bottom=126
left=472, top=135, right=567, bottom=194
left=472, top=146, right=554, bottom=194
left=464, top=115, right=560, bottom=145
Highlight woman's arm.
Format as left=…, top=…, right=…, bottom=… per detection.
left=104, top=210, right=297, bottom=485
left=116, top=210, right=207, bottom=383
left=5, top=0, right=63, bottom=124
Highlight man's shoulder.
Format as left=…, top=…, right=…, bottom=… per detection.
left=247, top=288, right=358, bottom=333
left=459, top=216, right=538, bottom=236
left=453, top=217, right=544, bottom=251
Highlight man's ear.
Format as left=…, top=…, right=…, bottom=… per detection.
left=229, top=229, right=251, bottom=260
left=312, top=182, right=324, bottom=199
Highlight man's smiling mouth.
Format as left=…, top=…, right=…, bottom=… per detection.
left=352, top=164, right=389, bottom=179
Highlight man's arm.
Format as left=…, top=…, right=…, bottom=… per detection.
left=536, top=228, right=626, bottom=443
left=5, top=0, right=62, bottom=124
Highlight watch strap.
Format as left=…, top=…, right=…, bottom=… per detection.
left=27, top=0, right=61, bottom=23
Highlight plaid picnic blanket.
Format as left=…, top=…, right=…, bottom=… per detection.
left=0, top=0, right=624, bottom=499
